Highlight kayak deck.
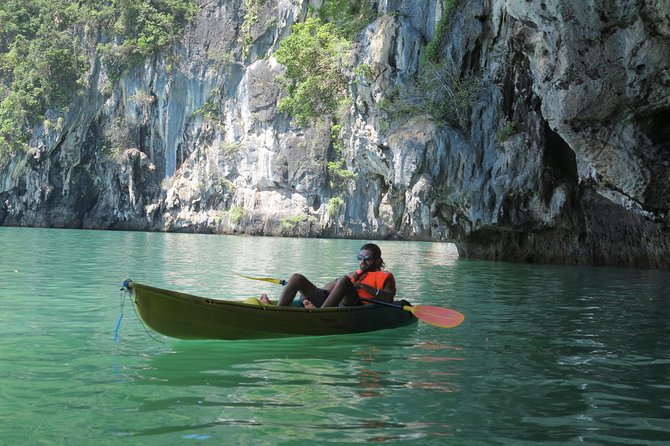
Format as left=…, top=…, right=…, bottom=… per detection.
left=125, top=281, right=417, bottom=340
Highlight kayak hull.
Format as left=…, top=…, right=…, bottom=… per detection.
left=126, top=281, right=417, bottom=340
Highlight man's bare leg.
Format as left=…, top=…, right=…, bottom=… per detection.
left=321, top=276, right=359, bottom=307
left=278, top=273, right=321, bottom=306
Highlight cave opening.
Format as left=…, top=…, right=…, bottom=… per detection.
left=543, top=122, right=577, bottom=183
left=644, top=108, right=670, bottom=147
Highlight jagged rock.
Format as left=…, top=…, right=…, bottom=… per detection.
left=0, top=0, right=668, bottom=267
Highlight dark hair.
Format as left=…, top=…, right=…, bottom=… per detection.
left=360, top=243, right=385, bottom=268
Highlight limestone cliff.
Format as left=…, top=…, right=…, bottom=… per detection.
left=1, top=0, right=669, bottom=268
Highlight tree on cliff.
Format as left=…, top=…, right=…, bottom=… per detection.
left=274, top=17, right=351, bottom=127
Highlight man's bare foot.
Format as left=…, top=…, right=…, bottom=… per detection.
left=302, top=299, right=317, bottom=309
left=259, top=293, right=271, bottom=304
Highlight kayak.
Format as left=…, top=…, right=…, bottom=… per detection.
left=123, top=280, right=417, bottom=340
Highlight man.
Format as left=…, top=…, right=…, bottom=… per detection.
left=260, top=243, right=396, bottom=308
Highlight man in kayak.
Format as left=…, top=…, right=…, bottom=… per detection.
left=260, top=243, right=396, bottom=308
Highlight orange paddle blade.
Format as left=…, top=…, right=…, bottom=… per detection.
left=405, top=305, right=465, bottom=328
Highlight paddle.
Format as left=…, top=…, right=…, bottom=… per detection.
left=235, top=273, right=465, bottom=329
left=358, top=297, right=464, bottom=328
left=235, top=273, right=287, bottom=286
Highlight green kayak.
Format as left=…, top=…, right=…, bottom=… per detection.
left=124, top=281, right=417, bottom=340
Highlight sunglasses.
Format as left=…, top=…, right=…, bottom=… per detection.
left=357, top=254, right=375, bottom=261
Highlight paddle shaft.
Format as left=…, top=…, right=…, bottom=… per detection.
left=359, top=296, right=406, bottom=309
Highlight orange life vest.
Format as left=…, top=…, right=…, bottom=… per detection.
left=350, top=270, right=396, bottom=303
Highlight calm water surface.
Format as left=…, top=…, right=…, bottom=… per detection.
left=1, top=227, right=668, bottom=445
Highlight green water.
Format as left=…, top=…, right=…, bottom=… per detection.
left=1, top=227, right=668, bottom=445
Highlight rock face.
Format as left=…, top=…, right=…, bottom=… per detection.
left=1, top=0, right=669, bottom=268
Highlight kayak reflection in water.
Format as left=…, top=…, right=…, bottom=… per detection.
left=259, top=243, right=397, bottom=308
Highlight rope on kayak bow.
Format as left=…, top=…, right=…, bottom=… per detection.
left=113, top=286, right=127, bottom=342
left=116, top=280, right=165, bottom=344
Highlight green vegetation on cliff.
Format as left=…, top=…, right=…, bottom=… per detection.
left=0, top=0, right=198, bottom=161
left=317, top=0, right=377, bottom=40
left=274, top=17, right=351, bottom=127
left=274, top=0, right=375, bottom=126
left=421, top=0, right=456, bottom=66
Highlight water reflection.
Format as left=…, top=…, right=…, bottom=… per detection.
left=122, top=329, right=462, bottom=443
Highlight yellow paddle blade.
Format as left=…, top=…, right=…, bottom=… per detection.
left=405, top=305, right=465, bottom=328
left=235, top=273, right=287, bottom=286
